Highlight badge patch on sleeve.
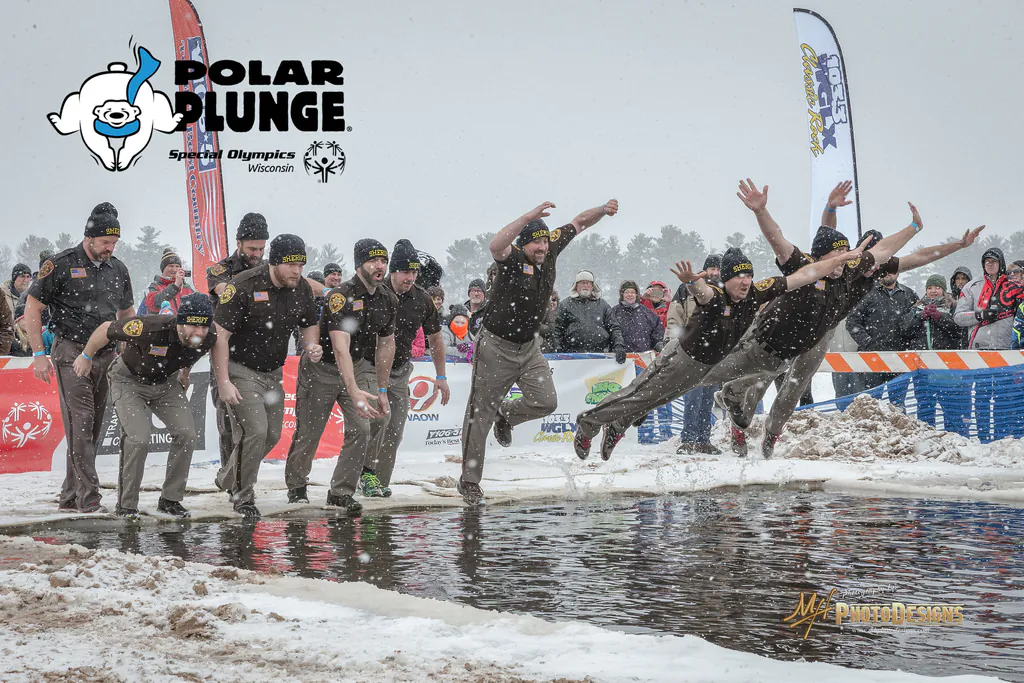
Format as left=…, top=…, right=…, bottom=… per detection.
left=149, top=345, right=168, bottom=357
left=210, top=263, right=227, bottom=277
left=70, top=268, right=88, bottom=279
left=328, top=292, right=347, bottom=314
left=549, top=228, right=562, bottom=242
left=219, top=284, right=237, bottom=304
left=753, top=277, right=774, bottom=292
left=123, top=319, right=144, bottom=337
left=523, top=264, right=534, bottom=275
left=38, top=260, right=54, bottom=279
left=352, top=300, right=365, bottom=311
left=253, top=291, right=269, bottom=302
left=845, top=257, right=861, bottom=268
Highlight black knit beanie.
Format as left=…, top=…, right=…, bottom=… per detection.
left=516, top=219, right=549, bottom=248
left=84, top=212, right=120, bottom=238
left=389, top=239, right=421, bottom=272
left=354, top=238, right=388, bottom=266
left=811, top=226, right=850, bottom=259
left=703, top=254, right=722, bottom=271
left=91, top=202, right=118, bottom=218
left=236, top=212, right=270, bottom=241
left=862, top=229, right=883, bottom=250
left=160, top=249, right=183, bottom=272
left=176, top=292, right=213, bottom=326
left=721, top=247, right=754, bottom=282
left=269, top=234, right=307, bottom=265
left=323, top=262, right=342, bottom=277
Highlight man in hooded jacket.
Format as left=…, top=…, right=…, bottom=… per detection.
left=949, top=266, right=973, bottom=349
left=552, top=270, right=626, bottom=362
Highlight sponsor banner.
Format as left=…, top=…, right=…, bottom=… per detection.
left=793, top=8, right=861, bottom=244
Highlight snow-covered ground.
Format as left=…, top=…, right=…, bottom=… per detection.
left=1, top=395, right=1022, bottom=682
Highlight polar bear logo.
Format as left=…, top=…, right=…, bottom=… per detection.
left=48, top=45, right=182, bottom=171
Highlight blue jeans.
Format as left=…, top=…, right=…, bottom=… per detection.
left=680, top=384, right=715, bottom=443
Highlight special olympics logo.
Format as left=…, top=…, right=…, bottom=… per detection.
left=303, top=141, right=346, bottom=183
left=2, top=402, right=53, bottom=448
left=330, top=404, right=345, bottom=425
left=409, top=376, right=439, bottom=413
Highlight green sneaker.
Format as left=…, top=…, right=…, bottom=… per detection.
left=358, top=472, right=392, bottom=498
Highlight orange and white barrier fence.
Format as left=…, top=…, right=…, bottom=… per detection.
left=820, top=351, right=1024, bottom=373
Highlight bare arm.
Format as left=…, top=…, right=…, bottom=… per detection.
left=299, top=325, right=323, bottom=362
left=375, top=334, right=396, bottom=388
left=669, top=261, right=715, bottom=306
left=426, top=331, right=451, bottom=405
left=490, top=202, right=556, bottom=261
left=570, top=199, right=618, bottom=235
left=897, top=226, right=986, bottom=273
left=821, top=181, right=853, bottom=229
left=72, top=321, right=114, bottom=377
left=737, top=178, right=796, bottom=264
left=865, top=203, right=925, bottom=266
left=212, top=324, right=242, bottom=404
left=306, top=278, right=327, bottom=296
left=24, top=296, right=53, bottom=383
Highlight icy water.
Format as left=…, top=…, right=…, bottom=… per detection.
left=25, top=489, right=1024, bottom=681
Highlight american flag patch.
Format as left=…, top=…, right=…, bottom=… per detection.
left=523, top=264, right=534, bottom=275
left=815, top=280, right=826, bottom=290
left=352, top=300, right=364, bottom=311
left=149, top=346, right=169, bottom=357
left=722, top=306, right=731, bottom=317
left=254, top=291, right=269, bottom=302
left=70, top=268, right=87, bottom=278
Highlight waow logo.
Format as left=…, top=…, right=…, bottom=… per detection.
left=48, top=44, right=182, bottom=171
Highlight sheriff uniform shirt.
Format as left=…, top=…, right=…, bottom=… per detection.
left=756, top=249, right=900, bottom=359
left=679, top=278, right=789, bottom=364
left=483, top=224, right=576, bottom=344
left=27, top=244, right=134, bottom=346
left=206, top=252, right=259, bottom=310
left=361, top=280, right=441, bottom=368
left=320, top=276, right=398, bottom=366
left=107, top=315, right=216, bottom=384
left=214, top=264, right=318, bottom=373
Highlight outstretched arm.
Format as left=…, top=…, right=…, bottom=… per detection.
left=821, top=180, right=853, bottom=229
left=898, top=226, right=986, bottom=273
left=865, top=203, right=924, bottom=266
left=785, top=238, right=869, bottom=290
left=737, top=178, right=796, bottom=264
left=489, top=202, right=556, bottom=262
left=670, top=261, right=715, bottom=306
left=570, top=199, right=618, bottom=235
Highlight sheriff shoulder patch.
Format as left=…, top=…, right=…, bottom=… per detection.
left=123, top=319, right=144, bottom=337
left=38, top=260, right=54, bottom=279
left=220, top=284, right=237, bottom=304
left=328, top=292, right=347, bottom=314
left=754, top=277, right=775, bottom=292
left=210, top=263, right=227, bottom=277
left=845, top=257, right=861, bottom=269
left=549, top=228, right=562, bottom=242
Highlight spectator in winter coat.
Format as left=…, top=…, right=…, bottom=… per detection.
left=553, top=270, right=626, bottom=362
left=142, top=249, right=195, bottom=315
left=0, top=284, right=11, bottom=355
left=949, top=266, right=973, bottom=349
left=322, top=263, right=343, bottom=288
left=4, top=263, right=32, bottom=354
left=642, top=280, right=670, bottom=328
left=442, top=303, right=473, bottom=359
left=464, top=278, right=488, bottom=337
left=666, top=255, right=720, bottom=340
left=1012, top=300, right=1024, bottom=350
left=612, top=280, right=664, bottom=352
left=540, top=291, right=559, bottom=353
left=846, top=271, right=919, bottom=406
left=427, top=285, right=444, bottom=312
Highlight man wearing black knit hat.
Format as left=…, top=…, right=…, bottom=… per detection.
left=284, top=238, right=398, bottom=514
left=458, top=198, right=618, bottom=505
left=351, top=239, right=450, bottom=498
left=74, top=293, right=216, bottom=520
left=143, top=248, right=195, bottom=315
left=205, top=212, right=270, bottom=468
left=213, top=234, right=320, bottom=519
left=322, top=262, right=343, bottom=288
left=715, top=178, right=983, bottom=457
left=574, top=246, right=863, bottom=461
left=24, top=204, right=134, bottom=513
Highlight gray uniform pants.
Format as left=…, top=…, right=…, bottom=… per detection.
left=761, top=329, right=833, bottom=435
left=109, top=359, right=196, bottom=509
left=51, top=337, right=114, bottom=511
left=215, top=361, right=284, bottom=507
left=461, top=328, right=558, bottom=484
left=209, top=364, right=234, bottom=468
left=576, top=338, right=713, bottom=438
left=283, top=355, right=377, bottom=497
left=702, top=336, right=790, bottom=430
left=366, top=361, right=413, bottom=486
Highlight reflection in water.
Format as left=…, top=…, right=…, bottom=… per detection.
left=31, top=490, right=1024, bottom=681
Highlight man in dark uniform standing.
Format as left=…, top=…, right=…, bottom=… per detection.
left=24, top=203, right=134, bottom=513
left=214, top=234, right=320, bottom=519
left=284, top=239, right=398, bottom=514
left=459, top=199, right=618, bottom=505
left=206, top=213, right=269, bottom=469
left=74, top=293, right=216, bottom=520
left=358, top=239, right=450, bottom=497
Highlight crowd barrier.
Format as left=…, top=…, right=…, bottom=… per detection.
left=2, top=351, right=1022, bottom=473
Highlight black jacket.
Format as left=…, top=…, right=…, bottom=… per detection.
left=903, top=295, right=961, bottom=351
left=846, top=282, right=919, bottom=352
left=552, top=295, right=624, bottom=353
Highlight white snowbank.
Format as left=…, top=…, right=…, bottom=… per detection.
left=0, top=536, right=1002, bottom=682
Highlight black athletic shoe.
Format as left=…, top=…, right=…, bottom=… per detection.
left=600, top=425, right=625, bottom=461
left=456, top=479, right=485, bottom=506
left=493, top=411, right=513, bottom=447
left=325, top=493, right=363, bottom=515
left=115, top=506, right=140, bottom=521
left=692, top=442, right=722, bottom=455
left=157, top=498, right=191, bottom=518
left=235, top=502, right=262, bottom=520
left=288, top=486, right=309, bottom=504
left=730, top=426, right=748, bottom=457
left=574, top=431, right=593, bottom=460
left=762, top=431, right=781, bottom=459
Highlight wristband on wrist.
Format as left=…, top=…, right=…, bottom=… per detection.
left=81, top=351, right=92, bottom=361
left=826, top=207, right=836, bottom=213
left=33, top=350, right=46, bottom=357
left=684, top=279, right=698, bottom=286
left=436, top=375, right=447, bottom=380
left=378, top=387, right=388, bottom=393
left=911, top=221, right=921, bottom=233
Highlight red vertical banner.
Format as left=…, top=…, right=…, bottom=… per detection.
left=169, top=0, right=228, bottom=296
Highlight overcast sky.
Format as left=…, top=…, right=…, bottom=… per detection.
left=3, top=0, right=1020, bottom=268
